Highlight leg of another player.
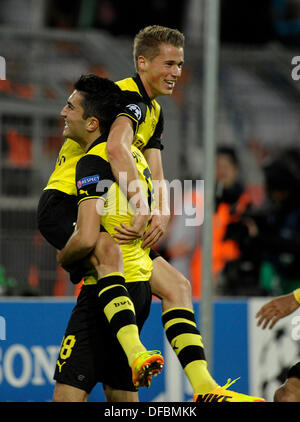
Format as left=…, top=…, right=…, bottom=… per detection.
left=150, top=256, right=266, bottom=402
left=149, top=256, right=193, bottom=311
left=103, top=384, right=139, bottom=402
left=149, top=256, right=219, bottom=394
left=53, top=382, right=89, bottom=402
left=274, top=377, right=300, bottom=402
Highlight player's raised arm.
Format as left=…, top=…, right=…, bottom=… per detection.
left=106, top=115, right=150, bottom=239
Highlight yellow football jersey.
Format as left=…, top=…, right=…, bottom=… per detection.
left=116, top=75, right=163, bottom=151
left=44, top=138, right=84, bottom=195
left=76, top=136, right=155, bottom=284
left=44, top=75, right=163, bottom=194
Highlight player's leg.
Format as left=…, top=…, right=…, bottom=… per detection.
left=149, top=254, right=218, bottom=394
left=103, top=384, right=139, bottom=402
left=91, top=233, right=163, bottom=386
left=92, top=231, right=148, bottom=367
left=148, top=252, right=193, bottom=311
left=274, top=363, right=300, bottom=402
left=53, top=382, right=88, bottom=402
left=127, top=280, right=164, bottom=388
left=150, top=254, right=265, bottom=402
left=39, top=191, right=161, bottom=388
left=99, top=280, right=162, bottom=395
left=53, top=286, right=98, bottom=402
left=274, top=378, right=300, bottom=402
left=53, top=283, right=139, bottom=402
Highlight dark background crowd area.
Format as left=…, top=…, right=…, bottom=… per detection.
left=44, top=0, right=300, bottom=47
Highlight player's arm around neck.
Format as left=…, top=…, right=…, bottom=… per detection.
left=106, top=115, right=150, bottom=237
left=57, top=198, right=101, bottom=268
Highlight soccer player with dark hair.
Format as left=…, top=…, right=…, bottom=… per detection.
left=38, top=74, right=163, bottom=402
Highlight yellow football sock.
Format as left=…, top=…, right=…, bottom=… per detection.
left=98, top=273, right=145, bottom=366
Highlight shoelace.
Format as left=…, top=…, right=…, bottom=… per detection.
left=222, top=377, right=241, bottom=390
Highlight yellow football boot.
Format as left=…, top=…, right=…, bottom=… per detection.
left=194, top=378, right=266, bottom=402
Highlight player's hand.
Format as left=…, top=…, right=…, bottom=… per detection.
left=113, top=213, right=150, bottom=244
left=142, top=212, right=169, bottom=249
left=256, top=293, right=300, bottom=330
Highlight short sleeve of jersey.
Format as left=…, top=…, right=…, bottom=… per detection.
left=76, top=155, right=115, bottom=204
left=144, top=109, right=164, bottom=151
left=117, top=94, right=147, bottom=136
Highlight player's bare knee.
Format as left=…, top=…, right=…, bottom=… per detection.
left=103, top=385, right=138, bottom=402
left=175, top=274, right=192, bottom=300
left=104, top=241, right=123, bottom=267
left=95, top=233, right=123, bottom=267
left=274, top=385, right=292, bottom=402
left=274, top=379, right=300, bottom=402
left=165, top=274, right=191, bottom=303
left=103, top=385, right=117, bottom=402
left=274, top=385, right=283, bottom=402
left=53, top=390, right=69, bottom=402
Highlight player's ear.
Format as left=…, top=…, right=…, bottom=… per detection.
left=137, top=55, right=147, bottom=72
left=86, top=116, right=99, bottom=132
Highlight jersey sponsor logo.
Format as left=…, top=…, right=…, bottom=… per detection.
left=114, top=299, right=132, bottom=308
left=126, top=104, right=142, bottom=121
left=77, top=174, right=100, bottom=189
left=195, top=393, right=232, bottom=402
left=0, top=344, right=60, bottom=388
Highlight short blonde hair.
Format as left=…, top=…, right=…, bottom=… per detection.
left=133, top=25, right=185, bottom=71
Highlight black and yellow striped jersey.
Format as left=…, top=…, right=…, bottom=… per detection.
left=76, top=134, right=155, bottom=284
left=44, top=74, right=164, bottom=195
left=115, top=74, right=164, bottom=151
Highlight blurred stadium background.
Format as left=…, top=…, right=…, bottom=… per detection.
left=1, top=0, right=300, bottom=402
left=1, top=0, right=300, bottom=296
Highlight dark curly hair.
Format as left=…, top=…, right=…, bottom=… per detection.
left=74, top=74, right=124, bottom=133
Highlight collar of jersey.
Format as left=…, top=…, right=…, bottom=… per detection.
left=133, top=73, right=152, bottom=107
left=86, top=132, right=108, bottom=153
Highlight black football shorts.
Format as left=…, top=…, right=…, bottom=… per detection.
left=53, top=281, right=152, bottom=393
left=37, top=189, right=91, bottom=283
left=37, top=189, right=78, bottom=250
